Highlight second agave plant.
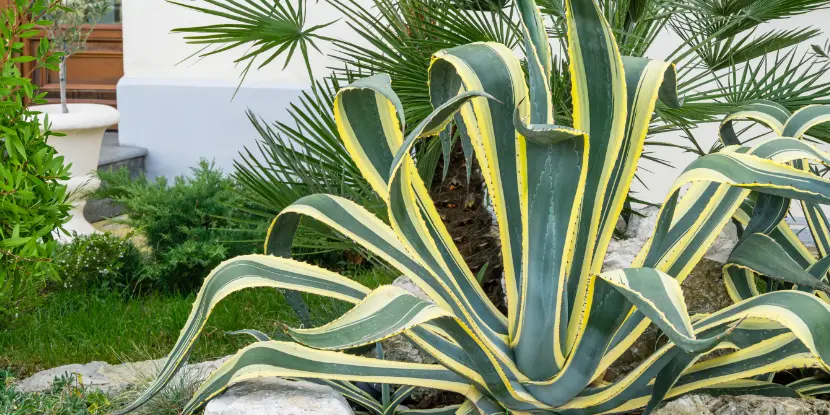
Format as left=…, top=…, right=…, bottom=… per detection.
left=119, top=0, right=830, bottom=413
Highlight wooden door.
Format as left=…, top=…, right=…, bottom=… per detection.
left=22, top=0, right=123, bottom=108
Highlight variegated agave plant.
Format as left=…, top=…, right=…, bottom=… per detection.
left=120, top=0, right=830, bottom=414
left=715, top=101, right=830, bottom=397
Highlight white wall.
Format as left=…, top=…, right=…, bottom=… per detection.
left=118, top=0, right=372, bottom=180
left=121, top=0, right=368, bottom=85
left=120, top=0, right=830, bottom=205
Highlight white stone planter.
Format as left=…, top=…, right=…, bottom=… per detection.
left=31, top=103, right=120, bottom=237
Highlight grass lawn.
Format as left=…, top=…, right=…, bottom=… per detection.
left=0, top=267, right=394, bottom=377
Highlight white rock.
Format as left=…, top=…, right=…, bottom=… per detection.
left=16, top=356, right=229, bottom=395
left=704, top=221, right=739, bottom=263
left=602, top=207, right=739, bottom=272
left=392, top=275, right=432, bottom=302
left=204, top=377, right=354, bottom=415
left=602, top=207, right=660, bottom=271
left=653, top=393, right=830, bottom=415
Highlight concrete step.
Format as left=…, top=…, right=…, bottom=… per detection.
left=98, top=144, right=148, bottom=176
left=85, top=140, right=148, bottom=223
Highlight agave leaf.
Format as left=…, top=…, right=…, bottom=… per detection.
left=182, top=341, right=475, bottom=414
left=114, top=255, right=371, bottom=414
left=789, top=375, right=830, bottom=396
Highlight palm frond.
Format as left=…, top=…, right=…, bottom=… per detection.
left=170, top=0, right=335, bottom=90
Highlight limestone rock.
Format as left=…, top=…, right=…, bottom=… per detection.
left=704, top=220, right=740, bottom=264
left=204, top=377, right=354, bottom=415
left=654, top=394, right=830, bottom=415
left=602, top=207, right=660, bottom=271
left=392, top=275, right=431, bottom=302
left=601, top=207, right=739, bottom=272
left=381, top=334, right=435, bottom=365
left=16, top=356, right=228, bottom=395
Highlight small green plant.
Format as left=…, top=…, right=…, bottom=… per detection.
left=110, top=355, right=204, bottom=415
left=44, top=0, right=109, bottom=114
left=0, top=369, right=112, bottom=414
left=94, top=160, right=259, bottom=293
left=53, top=232, right=144, bottom=295
left=0, top=0, right=72, bottom=323
left=119, top=1, right=830, bottom=414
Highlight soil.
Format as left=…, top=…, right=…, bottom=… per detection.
left=428, top=140, right=506, bottom=312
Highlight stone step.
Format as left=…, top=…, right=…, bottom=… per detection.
left=84, top=139, right=148, bottom=223
left=98, top=144, right=148, bottom=175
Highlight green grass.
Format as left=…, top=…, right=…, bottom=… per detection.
left=0, top=267, right=394, bottom=378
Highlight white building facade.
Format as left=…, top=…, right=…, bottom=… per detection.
left=117, top=0, right=830, bottom=207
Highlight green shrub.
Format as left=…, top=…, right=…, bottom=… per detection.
left=53, top=232, right=144, bottom=295
left=0, top=0, right=72, bottom=323
left=0, top=369, right=111, bottom=414
left=94, top=160, right=258, bottom=293
left=141, top=241, right=228, bottom=294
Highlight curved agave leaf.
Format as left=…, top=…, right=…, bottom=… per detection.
left=749, top=138, right=830, bottom=165
left=114, top=255, right=371, bottom=414
left=335, top=70, right=511, bottom=356
left=267, top=193, right=454, bottom=311
left=722, top=113, right=830, bottom=296
left=719, top=100, right=791, bottom=146
left=388, top=90, right=496, bottom=183
left=310, top=378, right=385, bottom=415
left=782, top=105, right=830, bottom=139
left=515, top=0, right=552, bottom=124
left=726, top=233, right=830, bottom=293
left=808, top=256, right=830, bottom=281
left=670, top=152, right=830, bottom=205
left=594, top=57, right=681, bottom=272
left=777, top=107, right=830, bottom=260
left=732, top=196, right=815, bottom=270
left=561, top=0, right=629, bottom=361
left=600, top=141, right=830, bottom=378
left=181, top=341, right=476, bottom=415
left=788, top=375, right=830, bottom=396
left=225, top=329, right=271, bottom=342
left=429, top=41, right=531, bottom=345
left=286, top=285, right=454, bottom=351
